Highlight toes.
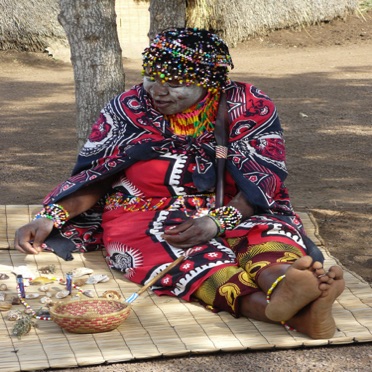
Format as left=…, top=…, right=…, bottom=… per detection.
left=291, top=255, right=313, bottom=270
left=319, top=279, right=333, bottom=291
left=309, top=260, right=326, bottom=279
left=312, top=261, right=323, bottom=270
left=326, top=270, right=336, bottom=280
left=328, top=266, right=344, bottom=280
left=314, top=267, right=326, bottom=277
left=318, top=274, right=332, bottom=284
left=319, top=283, right=331, bottom=297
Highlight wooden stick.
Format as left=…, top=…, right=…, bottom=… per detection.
left=214, top=93, right=229, bottom=208
left=135, top=255, right=186, bottom=297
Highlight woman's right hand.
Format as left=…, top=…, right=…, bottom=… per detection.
left=162, top=216, right=219, bottom=248
left=14, top=218, right=54, bottom=255
left=13, top=176, right=116, bottom=255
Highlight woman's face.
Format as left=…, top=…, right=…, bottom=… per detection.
left=143, top=74, right=207, bottom=115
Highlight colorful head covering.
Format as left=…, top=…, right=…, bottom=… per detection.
left=142, top=28, right=234, bottom=91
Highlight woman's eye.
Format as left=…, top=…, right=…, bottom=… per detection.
left=168, top=83, right=183, bottom=88
left=143, top=76, right=183, bottom=88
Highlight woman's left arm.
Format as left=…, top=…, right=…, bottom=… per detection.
left=227, top=191, right=255, bottom=219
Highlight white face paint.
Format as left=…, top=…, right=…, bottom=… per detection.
left=143, top=75, right=207, bottom=115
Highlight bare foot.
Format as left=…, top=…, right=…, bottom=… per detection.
left=265, top=256, right=322, bottom=322
left=311, top=261, right=335, bottom=291
left=288, top=265, right=345, bottom=339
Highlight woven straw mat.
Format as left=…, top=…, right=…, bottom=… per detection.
left=0, top=205, right=371, bottom=372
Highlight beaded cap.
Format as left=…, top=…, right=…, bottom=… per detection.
left=142, top=28, right=234, bottom=91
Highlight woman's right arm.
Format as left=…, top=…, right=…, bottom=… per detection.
left=14, top=177, right=113, bottom=255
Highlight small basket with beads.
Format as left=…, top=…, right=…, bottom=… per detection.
left=50, top=298, right=131, bottom=334
left=50, top=255, right=185, bottom=333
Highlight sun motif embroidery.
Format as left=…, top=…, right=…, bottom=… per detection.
left=106, top=242, right=143, bottom=279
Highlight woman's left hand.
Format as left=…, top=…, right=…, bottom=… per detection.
left=162, top=216, right=218, bottom=248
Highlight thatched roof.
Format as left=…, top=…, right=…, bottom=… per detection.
left=187, top=0, right=359, bottom=47
left=0, top=0, right=66, bottom=52
left=0, top=0, right=360, bottom=53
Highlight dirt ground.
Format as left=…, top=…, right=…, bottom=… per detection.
left=1, top=11, right=372, bottom=371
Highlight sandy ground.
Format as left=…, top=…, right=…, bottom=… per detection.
left=1, top=11, right=372, bottom=371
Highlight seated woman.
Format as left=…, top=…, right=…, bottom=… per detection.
left=14, top=28, right=345, bottom=339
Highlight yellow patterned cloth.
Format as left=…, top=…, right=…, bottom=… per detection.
left=193, top=241, right=304, bottom=315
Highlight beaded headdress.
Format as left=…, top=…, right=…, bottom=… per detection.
left=142, top=28, right=234, bottom=91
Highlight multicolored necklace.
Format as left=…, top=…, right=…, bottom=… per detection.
left=165, top=91, right=220, bottom=137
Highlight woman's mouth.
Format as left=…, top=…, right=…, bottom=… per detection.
left=154, top=99, right=171, bottom=109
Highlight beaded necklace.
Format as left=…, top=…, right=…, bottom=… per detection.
left=165, top=91, right=220, bottom=137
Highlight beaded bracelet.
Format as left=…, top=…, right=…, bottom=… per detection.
left=207, top=215, right=226, bottom=236
left=34, top=204, right=69, bottom=229
left=208, top=206, right=243, bottom=235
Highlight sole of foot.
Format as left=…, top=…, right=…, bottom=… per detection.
left=265, top=256, right=322, bottom=322
left=290, top=265, right=345, bottom=339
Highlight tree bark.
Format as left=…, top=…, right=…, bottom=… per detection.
left=148, top=0, right=186, bottom=41
left=58, top=0, right=125, bottom=149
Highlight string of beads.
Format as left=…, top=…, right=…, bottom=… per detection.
left=266, top=274, right=296, bottom=332
left=33, top=204, right=69, bottom=229
left=266, top=274, right=286, bottom=303
left=16, top=279, right=83, bottom=321
left=208, top=206, right=243, bottom=236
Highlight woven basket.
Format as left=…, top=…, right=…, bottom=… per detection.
left=50, top=298, right=131, bottom=334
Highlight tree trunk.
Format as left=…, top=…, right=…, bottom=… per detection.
left=148, top=0, right=186, bottom=41
left=58, top=0, right=125, bottom=149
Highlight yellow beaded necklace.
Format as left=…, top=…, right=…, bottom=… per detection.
left=165, top=91, right=220, bottom=137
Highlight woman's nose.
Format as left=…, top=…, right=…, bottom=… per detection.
left=152, top=81, right=169, bottom=95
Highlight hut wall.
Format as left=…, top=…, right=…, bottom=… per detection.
left=0, top=0, right=359, bottom=57
left=187, top=0, right=359, bottom=47
left=0, top=0, right=66, bottom=52
left=115, top=0, right=359, bottom=56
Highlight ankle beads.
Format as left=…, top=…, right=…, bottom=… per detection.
left=266, top=274, right=296, bottom=332
left=266, top=274, right=286, bottom=303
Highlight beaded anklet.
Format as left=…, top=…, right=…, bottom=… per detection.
left=34, top=204, right=69, bottom=229
left=266, top=274, right=297, bottom=332
left=266, top=274, right=286, bottom=303
left=281, top=321, right=296, bottom=332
